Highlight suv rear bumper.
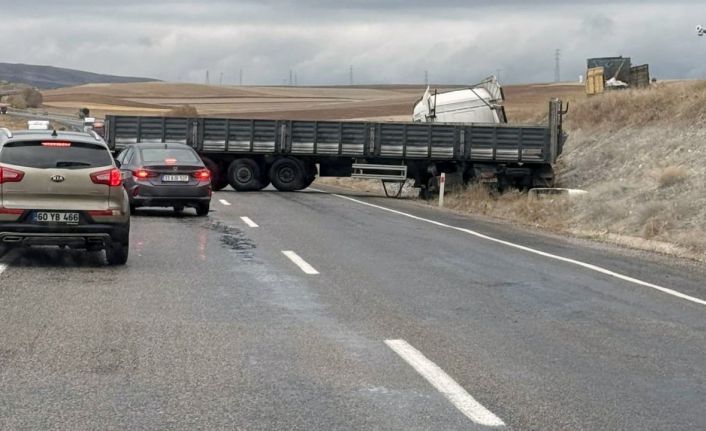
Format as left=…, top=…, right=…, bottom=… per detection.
left=0, top=223, right=129, bottom=248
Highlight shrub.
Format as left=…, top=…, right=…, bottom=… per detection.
left=658, top=166, right=688, bottom=188
left=22, top=88, right=43, bottom=108
left=8, top=94, right=27, bottom=109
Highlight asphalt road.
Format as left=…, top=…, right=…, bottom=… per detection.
left=0, top=186, right=705, bottom=430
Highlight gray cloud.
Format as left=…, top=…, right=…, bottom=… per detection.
left=1, top=1, right=705, bottom=85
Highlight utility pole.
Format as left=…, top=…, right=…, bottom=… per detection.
left=496, top=68, right=503, bottom=82
left=554, top=49, right=561, bottom=83
left=219, top=72, right=223, bottom=86
left=294, top=73, right=298, bottom=87
left=289, top=70, right=293, bottom=86
left=349, top=65, right=354, bottom=86
left=205, top=70, right=210, bottom=85
left=424, top=70, right=429, bottom=86
left=239, top=69, right=243, bottom=86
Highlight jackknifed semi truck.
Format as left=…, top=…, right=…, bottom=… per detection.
left=103, top=99, right=567, bottom=198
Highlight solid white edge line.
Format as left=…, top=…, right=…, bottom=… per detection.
left=317, top=191, right=706, bottom=307
left=282, top=250, right=319, bottom=275
left=241, top=216, right=259, bottom=228
left=385, top=339, right=505, bottom=427
left=219, top=199, right=231, bottom=206
left=0, top=263, right=6, bottom=276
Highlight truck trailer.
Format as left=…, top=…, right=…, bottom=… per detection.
left=103, top=99, right=567, bottom=198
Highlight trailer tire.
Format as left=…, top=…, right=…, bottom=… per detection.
left=269, top=157, right=306, bottom=191
left=214, top=176, right=229, bottom=191
left=201, top=157, right=227, bottom=190
left=300, top=162, right=317, bottom=189
left=531, top=164, right=555, bottom=188
left=227, top=158, right=266, bottom=191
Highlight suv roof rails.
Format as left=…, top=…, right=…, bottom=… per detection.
left=89, top=130, right=102, bottom=141
left=0, top=128, right=12, bottom=139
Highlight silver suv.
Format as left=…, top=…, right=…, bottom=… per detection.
left=0, top=128, right=130, bottom=265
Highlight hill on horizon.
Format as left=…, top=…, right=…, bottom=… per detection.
left=0, top=62, right=159, bottom=89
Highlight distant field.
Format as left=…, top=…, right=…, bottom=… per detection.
left=41, top=81, right=586, bottom=122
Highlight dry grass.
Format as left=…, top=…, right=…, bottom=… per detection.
left=443, top=184, right=573, bottom=231
left=658, top=166, right=688, bottom=188
left=166, top=105, right=199, bottom=117
left=0, top=115, right=33, bottom=130
left=567, top=81, right=706, bottom=130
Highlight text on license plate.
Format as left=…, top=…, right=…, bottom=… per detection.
left=162, top=175, right=190, bottom=182
left=34, top=212, right=79, bottom=224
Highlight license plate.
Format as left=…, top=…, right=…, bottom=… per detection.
left=162, top=175, right=190, bottom=182
left=34, top=211, right=79, bottom=224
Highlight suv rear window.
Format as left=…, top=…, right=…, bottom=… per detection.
left=141, top=148, right=200, bottom=164
left=0, top=140, right=113, bottom=169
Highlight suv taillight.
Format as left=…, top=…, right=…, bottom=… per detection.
left=90, top=168, right=122, bottom=187
left=0, top=166, right=24, bottom=184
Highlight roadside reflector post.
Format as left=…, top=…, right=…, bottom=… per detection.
left=438, top=173, right=446, bottom=207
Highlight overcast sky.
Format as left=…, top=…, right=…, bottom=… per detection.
left=2, top=1, right=705, bottom=85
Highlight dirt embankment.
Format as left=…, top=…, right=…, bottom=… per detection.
left=555, top=82, right=706, bottom=258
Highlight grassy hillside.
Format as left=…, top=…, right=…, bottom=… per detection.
left=0, top=63, right=158, bottom=89
left=558, top=82, right=706, bottom=256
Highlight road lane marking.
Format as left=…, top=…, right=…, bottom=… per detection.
left=0, top=263, right=6, bottom=276
left=385, top=339, right=505, bottom=427
left=322, top=191, right=706, bottom=307
left=282, top=250, right=319, bottom=275
left=219, top=199, right=231, bottom=206
left=241, top=216, right=259, bottom=228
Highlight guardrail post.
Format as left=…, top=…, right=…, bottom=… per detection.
left=438, top=173, right=446, bottom=207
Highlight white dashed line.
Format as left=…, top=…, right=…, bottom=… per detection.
left=241, top=216, right=259, bottom=228
left=219, top=199, right=231, bottom=206
left=385, top=339, right=505, bottom=427
left=282, top=250, right=319, bottom=275
left=0, top=263, right=7, bottom=276
left=320, top=191, right=706, bottom=307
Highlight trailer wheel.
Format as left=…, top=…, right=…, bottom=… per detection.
left=214, top=176, right=229, bottom=191
left=270, top=157, right=305, bottom=191
left=201, top=157, right=227, bottom=190
left=531, top=165, right=555, bottom=188
left=227, top=158, right=266, bottom=191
